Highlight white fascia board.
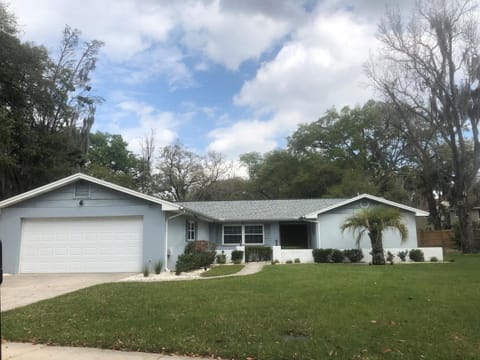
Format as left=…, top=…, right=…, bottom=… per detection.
left=0, top=173, right=181, bottom=211
left=304, top=193, right=429, bottom=219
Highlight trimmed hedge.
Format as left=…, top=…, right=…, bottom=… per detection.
left=312, top=248, right=333, bottom=263
left=313, top=248, right=364, bottom=263
left=343, top=249, right=364, bottom=263
left=231, top=250, right=244, bottom=264
left=331, top=249, right=344, bottom=263
left=409, top=249, right=425, bottom=262
left=245, top=246, right=272, bottom=262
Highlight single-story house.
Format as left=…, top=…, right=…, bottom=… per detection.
left=0, top=173, right=439, bottom=274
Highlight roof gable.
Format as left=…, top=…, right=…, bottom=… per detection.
left=304, top=193, right=429, bottom=218
left=0, top=173, right=180, bottom=211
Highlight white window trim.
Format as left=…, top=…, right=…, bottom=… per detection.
left=222, top=224, right=264, bottom=245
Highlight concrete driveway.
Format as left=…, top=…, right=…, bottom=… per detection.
left=1, top=273, right=131, bottom=311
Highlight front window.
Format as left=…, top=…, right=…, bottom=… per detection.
left=223, top=225, right=242, bottom=244
left=186, top=220, right=196, bottom=241
left=223, top=224, right=264, bottom=245
left=245, top=225, right=264, bottom=244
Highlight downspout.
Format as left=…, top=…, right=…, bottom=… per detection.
left=164, top=207, right=185, bottom=272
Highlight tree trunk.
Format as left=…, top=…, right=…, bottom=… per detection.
left=369, top=230, right=386, bottom=265
left=457, top=204, right=475, bottom=253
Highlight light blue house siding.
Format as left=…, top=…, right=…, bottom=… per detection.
left=317, top=199, right=418, bottom=249
left=0, top=182, right=167, bottom=274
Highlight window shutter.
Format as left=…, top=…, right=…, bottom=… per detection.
left=185, top=220, right=189, bottom=241
left=194, top=221, right=198, bottom=240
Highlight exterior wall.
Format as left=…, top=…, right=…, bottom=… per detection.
left=166, top=216, right=212, bottom=270
left=317, top=200, right=418, bottom=250
left=272, top=246, right=443, bottom=263
left=0, top=182, right=166, bottom=274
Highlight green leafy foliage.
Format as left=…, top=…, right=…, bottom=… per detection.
left=245, top=246, right=272, bottom=262
left=175, top=241, right=217, bottom=275
left=341, top=206, right=408, bottom=265
left=0, top=4, right=103, bottom=200
left=331, top=249, right=344, bottom=263
left=409, top=249, right=425, bottom=262
left=231, top=250, right=244, bottom=264
left=343, top=249, right=364, bottom=263
left=312, top=248, right=333, bottom=263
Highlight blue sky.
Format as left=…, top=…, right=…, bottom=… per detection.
left=9, top=0, right=414, bottom=166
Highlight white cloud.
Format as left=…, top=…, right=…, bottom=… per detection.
left=235, top=10, right=376, bottom=117
left=208, top=8, right=378, bottom=157
left=179, top=0, right=294, bottom=70
left=102, top=100, right=191, bottom=155
left=207, top=110, right=303, bottom=158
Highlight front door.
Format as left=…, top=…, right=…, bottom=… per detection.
left=280, top=223, right=308, bottom=249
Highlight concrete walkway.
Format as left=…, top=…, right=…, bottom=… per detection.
left=1, top=273, right=132, bottom=311
left=2, top=342, right=212, bottom=360
left=206, top=261, right=268, bottom=278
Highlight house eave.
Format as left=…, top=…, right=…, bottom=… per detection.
left=303, top=193, right=429, bottom=219
left=0, top=173, right=181, bottom=211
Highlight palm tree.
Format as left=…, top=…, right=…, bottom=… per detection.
left=341, top=206, right=408, bottom=265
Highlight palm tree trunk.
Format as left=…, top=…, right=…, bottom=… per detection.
left=369, top=230, right=386, bottom=265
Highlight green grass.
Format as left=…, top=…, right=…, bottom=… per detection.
left=3, top=254, right=480, bottom=359
left=201, top=264, right=244, bottom=277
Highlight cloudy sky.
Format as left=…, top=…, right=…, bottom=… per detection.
left=9, top=0, right=414, bottom=160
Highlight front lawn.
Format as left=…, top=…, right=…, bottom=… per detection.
left=201, top=264, right=244, bottom=277
left=3, top=254, right=480, bottom=359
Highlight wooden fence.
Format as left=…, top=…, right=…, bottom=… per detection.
left=417, top=230, right=457, bottom=249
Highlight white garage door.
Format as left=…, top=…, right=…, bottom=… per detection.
left=20, top=217, right=143, bottom=273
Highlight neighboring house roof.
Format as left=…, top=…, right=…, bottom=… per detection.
left=180, top=194, right=429, bottom=222
left=0, top=173, right=181, bottom=211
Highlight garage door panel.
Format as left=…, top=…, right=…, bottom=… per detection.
left=20, top=217, right=143, bottom=273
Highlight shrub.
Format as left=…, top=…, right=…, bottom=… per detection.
left=397, top=250, right=408, bottom=262
left=143, top=263, right=150, bottom=277
left=286, top=260, right=293, bottom=264
left=175, top=254, right=195, bottom=275
left=294, top=258, right=301, bottom=264
left=312, top=248, right=333, bottom=263
left=231, top=250, right=244, bottom=264
left=175, top=241, right=217, bottom=275
left=154, top=260, right=162, bottom=274
left=331, top=249, right=344, bottom=263
left=271, top=259, right=280, bottom=265
left=245, top=246, right=272, bottom=262
left=343, top=249, right=364, bottom=263
left=185, top=240, right=217, bottom=254
left=216, top=251, right=226, bottom=264
left=386, top=251, right=395, bottom=264
left=430, top=256, right=438, bottom=262
left=409, top=249, right=425, bottom=262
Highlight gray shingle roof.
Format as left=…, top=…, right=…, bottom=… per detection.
left=179, top=198, right=345, bottom=221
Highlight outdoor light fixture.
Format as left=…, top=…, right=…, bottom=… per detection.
left=79, top=200, right=84, bottom=206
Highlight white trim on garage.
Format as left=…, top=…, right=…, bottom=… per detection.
left=20, top=216, right=143, bottom=273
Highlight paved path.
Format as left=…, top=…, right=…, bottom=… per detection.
left=1, top=273, right=132, bottom=311
left=2, top=342, right=212, bottom=360
left=205, top=261, right=268, bottom=278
